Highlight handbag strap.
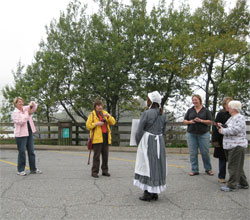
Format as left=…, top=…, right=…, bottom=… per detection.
left=149, top=113, right=159, bottom=129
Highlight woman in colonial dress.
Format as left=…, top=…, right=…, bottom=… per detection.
left=134, top=91, right=167, bottom=201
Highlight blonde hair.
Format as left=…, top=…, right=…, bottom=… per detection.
left=228, top=100, right=242, bottom=113
left=13, top=97, right=24, bottom=106
left=192, top=94, right=202, bottom=105
left=221, top=97, right=233, bottom=109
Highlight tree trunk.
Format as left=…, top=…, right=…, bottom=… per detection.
left=110, top=98, right=120, bottom=146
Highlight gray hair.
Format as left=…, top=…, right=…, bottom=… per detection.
left=228, top=100, right=242, bottom=113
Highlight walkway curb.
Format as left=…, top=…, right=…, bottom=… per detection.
left=1, top=144, right=249, bottom=154
left=0, top=144, right=209, bottom=154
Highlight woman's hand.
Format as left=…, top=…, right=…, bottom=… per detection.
left=95, top=121, right=104, bottom=126
left=189, top=120, right=196, bottom=124
left=216, top=122, right=222, bottom=127
left=218, top=128, right=223, bottom=134
left=103, top=113, right=109, bottom=118
left=194, top=117, right=203, bottom=123
left=29, top=101, right=34, bottom=108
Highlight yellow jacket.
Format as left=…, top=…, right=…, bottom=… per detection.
left=86, top=110, right=116, bottom=144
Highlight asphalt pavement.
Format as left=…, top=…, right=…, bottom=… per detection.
left=0, top=149, right=249, bottom=220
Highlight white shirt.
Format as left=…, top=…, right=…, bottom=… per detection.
left=221, top=113, right=248, bottom=149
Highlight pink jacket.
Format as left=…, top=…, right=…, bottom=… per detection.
left=12, top=102, right=37, bottom=137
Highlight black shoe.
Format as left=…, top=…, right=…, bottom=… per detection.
left=102, top=172, right=111, bottom=177
left=151, top=193, right=158, bottom=201
left=92, top=173, right=99, bottom=178
left=139, top=190, right=152, bottom=201
left=237, top=184, right=249, bottom=189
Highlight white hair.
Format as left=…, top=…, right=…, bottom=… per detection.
left=228, top=100, right=242, bottom=113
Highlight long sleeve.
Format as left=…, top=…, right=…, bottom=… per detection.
left=135, top=111, right=147, bottom=145
left=221, top=115, right=245, bottom=136
left=12, top=110, right=29, bottom=126
left=86, top=112, right=96, bottom=131
left=221, top=114, right=248, bottom=149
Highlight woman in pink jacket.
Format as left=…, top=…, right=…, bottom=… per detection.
left=12, top=97, right=42, bottom=176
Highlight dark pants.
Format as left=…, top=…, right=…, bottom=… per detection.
left=218, top=158, right=227, bottom=179
left=225, top=146, right=249, bottom=189
left=91, top=133, right=109, bottom=175
left=16, top=132, right=36, bottom=172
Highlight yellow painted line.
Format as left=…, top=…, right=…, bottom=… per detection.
left=0, top=159, right=30, bottom=170
left=109, top=157, right=137, bottom=163
left=50, top=151, right=88, bottom=156
left=51, top=151, right=185, bottom=168
left=168, top=164, right=185, bottom=168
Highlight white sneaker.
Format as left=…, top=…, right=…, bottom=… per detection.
left=220, top=186, right=236, bottom=192
left=30, top=169, right=42, bottom=174
left=17, top=171, right=27, bottom=176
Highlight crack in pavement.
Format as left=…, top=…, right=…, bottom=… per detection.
left=227, top=194, right=250, bottom=210
left=2, top=196, right=63, bottom=210
left=61, top=204, right=68, bottom=220
left=1, top=178, right=24, bottom=198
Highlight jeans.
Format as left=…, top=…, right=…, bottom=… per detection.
left=16, top=132, right=36, bottom=172
left=186, top=132, right=212, bottom=173
left=218, top=158, right=227, bottom=179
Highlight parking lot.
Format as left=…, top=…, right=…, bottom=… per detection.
left=0, top=149, right=249, bottom=220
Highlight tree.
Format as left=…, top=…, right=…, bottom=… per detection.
left=219, top=53, right=250, bottom=116
left=1, top=62, right=34, bottom=122
left=131, top=0, right=195, bottom=110
left=190, top=0, right=250, bottom=117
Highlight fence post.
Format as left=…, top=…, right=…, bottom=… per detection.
left=75, top=124, right=79, bottom=146
left=111, top=124, right=120, bottom=146
left=58, top=120, right=72, bottom=145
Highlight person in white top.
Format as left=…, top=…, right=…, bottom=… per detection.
left=218, top=100, right=248, bottom=192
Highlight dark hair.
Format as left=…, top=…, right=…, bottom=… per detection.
left=93, top=98, right=103, bottom=109
left=146, top=97, right=163, bottom=115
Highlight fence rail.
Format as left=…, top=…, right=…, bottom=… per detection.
left=0, top=121, right=249, bottom=146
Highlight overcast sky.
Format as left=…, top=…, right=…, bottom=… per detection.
left=0, top=0, right=240, bottom=103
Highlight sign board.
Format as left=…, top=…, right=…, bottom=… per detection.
left=62, top=128, right=70, bottom=138
left=129, top=119, right=140, bottom=146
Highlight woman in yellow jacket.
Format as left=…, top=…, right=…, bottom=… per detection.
left=86, top=99, right=116, bottom=178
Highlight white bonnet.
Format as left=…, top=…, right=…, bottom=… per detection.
left=148, top=91, right=162, bottom=106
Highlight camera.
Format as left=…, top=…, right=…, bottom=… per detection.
left=102, top=119, right=106, bottom=123
left=221, top=124, right=228, bottom=128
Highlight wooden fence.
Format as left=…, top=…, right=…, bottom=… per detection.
left=0, top=121, right=249, bottom=146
